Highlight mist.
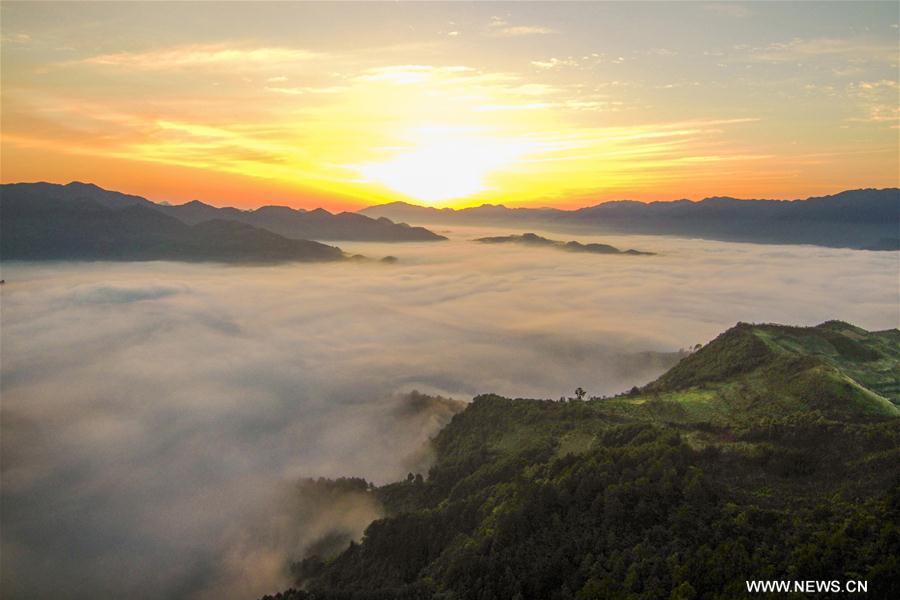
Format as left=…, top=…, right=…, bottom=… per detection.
left=1, top=229, right=897, bottom=599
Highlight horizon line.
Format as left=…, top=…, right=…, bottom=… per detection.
left=2, top=179, right=898, bottom=214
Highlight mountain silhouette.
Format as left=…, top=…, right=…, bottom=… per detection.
left=360, top=188, right=900, bottom=250
left=475, top=232, right=654, bottom=255
left=1, top=182, right=447, bottom=244
left=1, top=184, right=345, bottom=263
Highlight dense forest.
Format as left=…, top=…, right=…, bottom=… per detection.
left=261, top=322, right=900, bottom=600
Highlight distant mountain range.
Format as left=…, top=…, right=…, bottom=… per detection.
left=476, top=232, right=654, bottom=255
left=5, top=183, right=897, bottom=262
left=1, top=183, right=345, bottom=263
left=1, top=182, right=446, bottom=244
left=360, top=188, right=900, bottom=250
left=157, top=198, right=446, bottom=242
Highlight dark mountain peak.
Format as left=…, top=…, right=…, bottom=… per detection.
left=476, top=232, right=652, bottom=255
left=2, top=192, right=347, bottom=263
left=377, top=200, right=427, bottom=209
left=477, top=232, right=553, bottom=245
left=65, top=181, right=104, bottom=191
left=590, top=199, right=642, bottom=207
left=159, top=195, right=444, bottom=241
left=520, top=232, right=547, bottom=242
left=825, top=187, right=896, bottom=197
left=253, top=205, right=299, bottom=216
left=1, top=180, right=154, bottom=210
left=181, top=199, right=213, bottom=208
left=3, top=182, right=447, bottom=243
left=357, top=187, right=899, bottom=248
left=698, top=195, right=741, bottom=204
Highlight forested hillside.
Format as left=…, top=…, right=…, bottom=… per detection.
left=261, top=322, right=900, bottom=600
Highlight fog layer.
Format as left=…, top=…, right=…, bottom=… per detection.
left=1, top=230, right=897, bottom=599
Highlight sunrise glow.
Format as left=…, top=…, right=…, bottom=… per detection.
left=352, top=125, right=528, bottom=203
left=1, top=2, right=898, bottom=208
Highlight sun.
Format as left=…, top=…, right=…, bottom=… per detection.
left=352, top=125, right=523, bottom=205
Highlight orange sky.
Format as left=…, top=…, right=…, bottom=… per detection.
left=2, top=2, right=898, bottom=210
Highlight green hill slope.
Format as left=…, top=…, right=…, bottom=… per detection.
left=635, top=321, right=900, bottom=420
left=260, top=321, right=900, bottom=600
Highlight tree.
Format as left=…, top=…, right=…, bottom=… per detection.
left=575, top=387, right=587, bottom=401
left=670, top=581, right=696, bottom=600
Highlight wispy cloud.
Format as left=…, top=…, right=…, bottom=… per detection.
left=475, top=103, right=551, bottom=112
left=82, top=43, right=322, bottom=70
left=265, top=85, right=347, bottom=95
left=354, top=64, right=477, bottom=84
left=1, top=32, right=31, bottom=44
left=750, top=37, right=897, bottom=62
left=531, top=57, right=579, bottom=69
left=488, top=16, right=557, bottom=38
left=847, top=79, right=900, bottom=125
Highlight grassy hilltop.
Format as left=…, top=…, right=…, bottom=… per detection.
left=621, top=320, right=899, bottom=421
left=262, top=322, right=900, bottom=600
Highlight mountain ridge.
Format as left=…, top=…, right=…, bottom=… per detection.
left=475, top=232, right=655, bottom=256
left=158, top=198, right=446, bottom=242
left=0, top=191, right=347, bottom=263
left=360, top=188, right=900, bottom=250
left=638, top=321, right=899, bottom=419
left=0, top=182, right=447, bottom=243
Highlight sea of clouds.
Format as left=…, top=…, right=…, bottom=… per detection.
left=1, top=228, right=897, bottom=599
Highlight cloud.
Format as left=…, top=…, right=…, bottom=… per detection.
left=354, top=64, right=478, bottom=84
left=475, top=103, right=551, bottom=112
left=264, top=85, right=347, bottom=95
left=2, top=233, right=897, bottom=599
left=750, top=37, right=897, bottom=63
left=82, top=44, right=322, bottom=70
left=846, top=79, right=900, bottom=124
left=495, top=26, right=557, bottom=37
left=531, top=57, right=579, bottom=69
left=0, top=32, right=31, bottom=44
left=488, top=16, right=557, bottom=37
left=67, top=283, right=184, bottom=305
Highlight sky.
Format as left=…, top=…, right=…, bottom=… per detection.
left=1, top=1, right=898, bottom=209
